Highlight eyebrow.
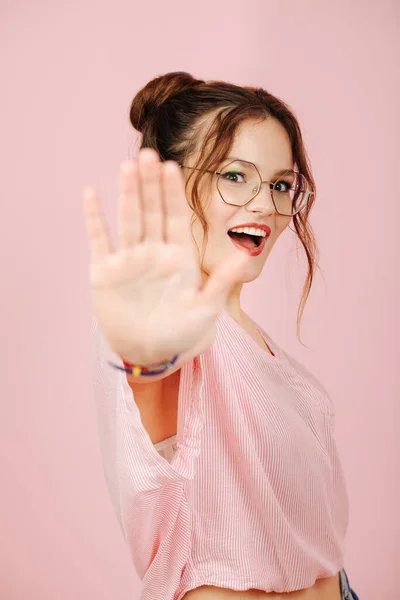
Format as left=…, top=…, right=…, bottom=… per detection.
left=224, top=157, right=293, bottom=178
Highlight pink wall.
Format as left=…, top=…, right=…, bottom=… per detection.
left=0, top=1, right=398, bottom=598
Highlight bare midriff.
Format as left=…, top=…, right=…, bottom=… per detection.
left=181, top=572, right=341, bottom=600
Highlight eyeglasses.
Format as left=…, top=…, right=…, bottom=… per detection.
left=179, top=158, right=312, bottom=216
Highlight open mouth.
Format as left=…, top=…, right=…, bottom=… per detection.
left=227, top=230, right=264, bottom=249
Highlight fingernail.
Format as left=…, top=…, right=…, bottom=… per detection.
left=83, top=186, right=94, bottom=200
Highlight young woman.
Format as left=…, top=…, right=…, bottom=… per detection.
left=84, top=72, right=360, bottom=600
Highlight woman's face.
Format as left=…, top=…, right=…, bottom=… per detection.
left=188, top=117, right=294, bottom=285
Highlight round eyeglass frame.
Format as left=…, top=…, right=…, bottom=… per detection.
left=179, top=159, right=312, bottom=216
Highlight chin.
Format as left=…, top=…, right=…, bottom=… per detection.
left=236, top=267, right=264, bottom=283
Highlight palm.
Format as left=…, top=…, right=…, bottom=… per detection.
left=83, top=148, right=250, bottom=365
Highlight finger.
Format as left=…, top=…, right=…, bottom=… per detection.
left=82, top=187, right=114, bottom=263
left=118, top=160, right=142, bottom=249
left=196, top=250, right=251, bottom=311
left=161, top=160, right=193, bottom=247
left=138, top=148, right=164, bottom=241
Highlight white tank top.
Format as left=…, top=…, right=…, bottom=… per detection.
left=154, top=433, right=178, bottom=463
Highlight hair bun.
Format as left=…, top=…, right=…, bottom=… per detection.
left=129, top=71, right=203, bottom=133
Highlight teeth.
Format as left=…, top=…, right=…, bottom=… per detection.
left=229, top=227, right=267, bottom=237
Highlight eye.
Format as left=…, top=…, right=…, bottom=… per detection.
left=220, top=171, right=246, bottom=183
left=273, top=179, right=292, bottom=193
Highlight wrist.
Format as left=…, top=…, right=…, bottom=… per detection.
left=108, top=353, right=179, bottom=377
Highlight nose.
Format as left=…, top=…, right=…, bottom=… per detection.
left=245, top=183, right=276, bottom=215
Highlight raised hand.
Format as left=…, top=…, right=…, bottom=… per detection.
left=83, top=148, right=250, bottom=366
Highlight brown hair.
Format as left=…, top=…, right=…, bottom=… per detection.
left=129, top=71, right=320, bottom=345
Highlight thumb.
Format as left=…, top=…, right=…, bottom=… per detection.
left=196, top=249, right=250, bottom=311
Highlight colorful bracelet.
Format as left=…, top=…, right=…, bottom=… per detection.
left=107, top=354, right=179, bottom=377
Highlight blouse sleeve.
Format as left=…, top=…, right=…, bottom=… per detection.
left=90, top=315, right=204, bottom=589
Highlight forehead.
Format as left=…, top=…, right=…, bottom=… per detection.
left=229, top=118, right=293, bottom=175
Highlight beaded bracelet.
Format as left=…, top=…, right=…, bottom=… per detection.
left=107, top=354, right=179, bottom=377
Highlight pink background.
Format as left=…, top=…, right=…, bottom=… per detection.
left=0, top=1, right=398, bottom=598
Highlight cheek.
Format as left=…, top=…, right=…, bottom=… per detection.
left=206, top=192, right=238, bottom=233
left=193, top=195, right=236, bottom=244
left=275, top=216, right=292, bottom=236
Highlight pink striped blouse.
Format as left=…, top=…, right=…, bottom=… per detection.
left=90, top=307, right=349, bottom=600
